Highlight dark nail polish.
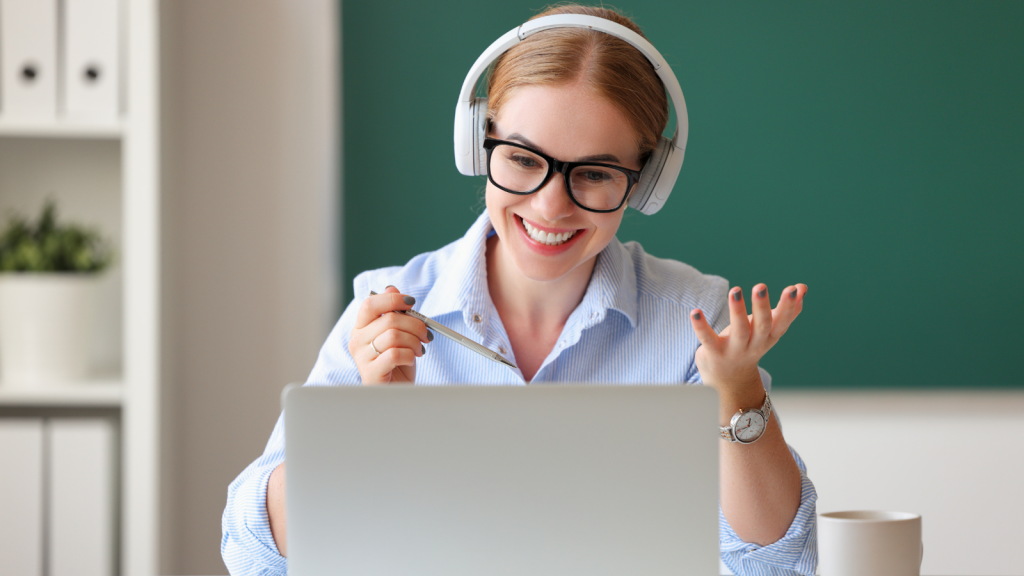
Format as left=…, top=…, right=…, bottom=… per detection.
left=789, top=289, right=797, bottom=299
left=427, top=330, right=434, bottom=342
left=421, top=344, right=426, bottom=355
left=758, top=289, right=766, bottom=298
left=733, top=291, right=742, bottom=301
left=693, top=311, right=701, bottom=321
left=403, top=296, right=415, bottom=306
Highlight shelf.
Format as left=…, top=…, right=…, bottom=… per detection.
left=0, top=380, right=123, bottom=407
left=0, top=117, right=124, bottom=139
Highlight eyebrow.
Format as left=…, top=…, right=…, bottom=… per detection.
left=506, top=133, right=623, bottom=164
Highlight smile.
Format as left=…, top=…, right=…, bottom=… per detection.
left=521, top=217, right=577, bottom=246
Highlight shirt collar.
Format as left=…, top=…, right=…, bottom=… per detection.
left=419, top=211, right=493, bottom=327
left=419, top=210, right=639, bottom=329
left=583, top=234, right=639, bottom=328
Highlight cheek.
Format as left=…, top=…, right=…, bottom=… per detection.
left=485, top=184, right=516, bottom=240
left=590, top=213, right=624, bottom=242
left=484, top=182, right=504, bottom=210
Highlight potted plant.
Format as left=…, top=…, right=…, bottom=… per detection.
left=0, top=200, right=113, bottom=387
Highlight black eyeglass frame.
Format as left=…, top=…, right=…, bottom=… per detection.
left=482, top=137, right=643, bottom=214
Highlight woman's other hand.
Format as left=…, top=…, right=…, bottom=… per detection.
left=349, top=285, right=432, bottom=384
left=689, top=284, right=806, bottom=397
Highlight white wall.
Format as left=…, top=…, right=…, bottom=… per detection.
left=161, top=1, right=338, bottom=573
left=774, top=390, right=1024, bottom=576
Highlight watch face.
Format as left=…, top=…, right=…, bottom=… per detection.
left=733, top=411, right=766, bottom=443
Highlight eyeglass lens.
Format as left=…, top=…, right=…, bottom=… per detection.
left=488, top=144, right=629, bottom=211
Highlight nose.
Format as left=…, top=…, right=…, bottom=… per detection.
left=530, top=171, right=575, bottom=222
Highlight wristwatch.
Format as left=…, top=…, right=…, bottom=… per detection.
left=719, top=392, right=772, bottom=444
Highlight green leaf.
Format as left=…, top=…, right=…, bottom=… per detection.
left=0, top=200, right=113, bottom=273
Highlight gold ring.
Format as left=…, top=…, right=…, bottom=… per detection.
left=369, top=339, right=381, bottom=357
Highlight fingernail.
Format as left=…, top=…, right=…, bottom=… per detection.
left=403, top=296, right=415, bottom=305
left=385, top=285, right=395, bottom=290
left=421, top=344, right=426, bottom=355
left=427, top=330, right=434, bottom=342
left=733, top=291, right=742, bottom=301
left=789, top=288, right=797, bottom=299
left=758, top=289, right=766, bottom=298
left=692, top=311, right=701, bottom=321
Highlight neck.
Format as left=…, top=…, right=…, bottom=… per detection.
left=485, top=234, right=595, bottom=332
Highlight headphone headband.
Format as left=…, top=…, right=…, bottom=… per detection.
left=454, top=14, right=688, bottom=215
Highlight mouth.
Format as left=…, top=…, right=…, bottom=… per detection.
left=519, top=216, right=579, bottom=246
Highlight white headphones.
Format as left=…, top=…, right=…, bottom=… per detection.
left=453, top=14, right=688, bottom=216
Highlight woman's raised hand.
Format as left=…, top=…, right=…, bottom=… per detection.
left=689, top=284, right=806, bottom=395
left=349, top=285, right=432, bottom=384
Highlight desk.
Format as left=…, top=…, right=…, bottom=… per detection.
left=774, top=390, right=1024, bottom=576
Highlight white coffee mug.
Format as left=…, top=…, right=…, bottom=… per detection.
left=818, top=510, right=923, bottom=576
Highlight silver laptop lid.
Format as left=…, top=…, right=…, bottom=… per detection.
left=285, top=385, right=720, bottom=576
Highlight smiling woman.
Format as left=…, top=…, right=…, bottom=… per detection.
left=223, top=5, right=817, bottom=576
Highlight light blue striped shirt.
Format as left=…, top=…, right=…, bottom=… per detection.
left=222, top=211, right=818, bottom=576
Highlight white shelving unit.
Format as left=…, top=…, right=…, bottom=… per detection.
left=0, top=382, right=123, bottom=408
left=0, top=1, right=160, bottom=574
left=0, top=118, right=125, bottom=139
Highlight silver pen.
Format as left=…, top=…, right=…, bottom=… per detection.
left=369, top=291, right=517, bottom=370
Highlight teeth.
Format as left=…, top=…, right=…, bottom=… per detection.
left=522, top=218, right=575, bottom=246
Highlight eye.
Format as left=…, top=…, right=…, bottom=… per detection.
left=510, top=153, right=541, bottom=169
left=581, top=170, right=610, bottom=182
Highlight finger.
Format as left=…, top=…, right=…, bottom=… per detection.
left=750, top=284, right=773, bottom=348
left=381, top=285, right=433, bottom=341
left=371, top=328, right=427, bottom=359
left=766, top=285, right=797, bottom=343
left=769, top=285, right=806, bottom=343
left=367, top=306, right=433, bottom=344
left=726, top=286, right=750, bottom=349
left=367, top=347, right=417, bottom=382
left=354, top=287, right=415, bottom=329
left=689, top=308, right=722, bottom=352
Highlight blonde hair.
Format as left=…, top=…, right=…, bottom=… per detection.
left=486, top=4, right=669, bottom=161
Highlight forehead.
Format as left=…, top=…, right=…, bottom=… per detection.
left=491, top=84, right=640, bottom=165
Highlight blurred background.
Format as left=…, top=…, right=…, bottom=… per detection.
left=0, top=1, right=1020, bottom=575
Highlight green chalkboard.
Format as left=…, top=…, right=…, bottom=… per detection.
left=343, top=1, right=1023, bottom=389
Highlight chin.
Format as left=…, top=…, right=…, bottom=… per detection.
left=509, top=256, right=577, bottom=283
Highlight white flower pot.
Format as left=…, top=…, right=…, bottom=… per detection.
left=0, top=274, right=99, bottom=387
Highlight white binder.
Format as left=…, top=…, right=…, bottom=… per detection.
left=0, top=0, right=59, bottom=119
left=0, top=419, right=45, bottom=576
left=62, top=0, right=121, bottom=118
left=48, top=418, right=116, bottom=576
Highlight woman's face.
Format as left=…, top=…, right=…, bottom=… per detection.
left=486, top=83, right=642, bottom=284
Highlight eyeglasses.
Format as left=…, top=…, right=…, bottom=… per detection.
left=482, top=138, right=642, bottom=213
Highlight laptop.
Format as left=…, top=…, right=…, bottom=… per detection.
left=284, top=384, right=720, bottom=576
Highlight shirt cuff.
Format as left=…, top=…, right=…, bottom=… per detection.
left=221, top=464, right=288, bottom=576
left=719, top=446, right=818, bottom=576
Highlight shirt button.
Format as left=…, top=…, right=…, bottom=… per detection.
left=498, top=346, right=507, bottom=355
left=472, top=313, right=482, bottom=323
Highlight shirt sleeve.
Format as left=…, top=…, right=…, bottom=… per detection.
left=221, top=415, right=288, bottom=576
left=718, top=367, right=819, bottom=576
left=221, top=293, right=366, bottom=575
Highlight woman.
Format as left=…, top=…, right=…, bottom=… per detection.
left=223, top=5, right=816, bottom=575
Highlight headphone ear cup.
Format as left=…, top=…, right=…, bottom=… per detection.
left=629, top=136, right=671, bottom=214
left=471, top=98, right=489, bottom=176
